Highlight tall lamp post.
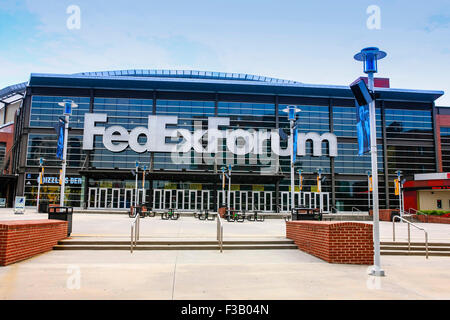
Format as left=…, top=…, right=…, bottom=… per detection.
left=367, top=170, right=372, bottom=213
left=36, top=157, right=45, bottom=212
left=142, top=165, right=147, bottom=205
left=298, top=169, right=303, bottom=207
left=317, top=168, right=322, bottom=211
left=282, top=105, right=301, bottom=213
left=134, top=161, right=139, bottom=206
left=395, top=170, right=403, bottom=216
left=227, top=165, right=232, bottom=212
left=57, top=99, right=78, bottom=207
left=354, top=47, right=387, bottom=277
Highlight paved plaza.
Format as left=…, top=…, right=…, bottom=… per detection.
left=1, top=209, right=450, bottom=299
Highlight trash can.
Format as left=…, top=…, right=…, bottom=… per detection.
left=38, top=200, right=49, bottom=213
left=48, top=206, right=73, bottom=236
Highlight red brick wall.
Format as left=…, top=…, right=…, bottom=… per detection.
left=286, top=221, right=373, bottom=265
left=369, top=209, right=398, bottom=222
left=0, top=220, right=68, bottom=266
left=413, top=214, right=450, bottom=224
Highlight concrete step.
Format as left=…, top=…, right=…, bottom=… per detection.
left=53, top=243, right=298, bottom=251
left=381, top=246, right=450, bottom=251
left=381, top=251, right=450, bottom=257
left=58, top=239, right=295, bottom=246
left=381, top=242, right=450, bottom=247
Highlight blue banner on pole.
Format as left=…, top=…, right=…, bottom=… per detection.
left=293, top=128, right=298, bottom=163
left=356, top=102, right=371, bottom=155
left=54, top=117, right=65, bottom=160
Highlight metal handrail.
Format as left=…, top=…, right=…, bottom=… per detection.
left=217, top=212, right=223, bottom=253
left=130, top=208, right=140, bottom=253
left=392, top=215, right=428, bottom=259
left=351, top=207, right=362, bottom=213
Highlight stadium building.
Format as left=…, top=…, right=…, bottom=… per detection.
left=0, top=69, right=448, bottom=212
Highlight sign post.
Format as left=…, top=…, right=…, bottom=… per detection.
left=14, top=196, right=25, bottom=214
left=282, top=105, right=301, bottom=214
left=57, top=100, right=78, bottom=207
left=227, top=165, right=232, bottom=212
left=142, top=165, right=147, bottom=205
left=367, top=170, right=372, bottom=213
left=36, top=158, right=44, bottom=212
left=135, top=161, right=139, bottom=206
left=298, top=169, right=303, bottom=207
left=354, top=47, right=387, bottom=277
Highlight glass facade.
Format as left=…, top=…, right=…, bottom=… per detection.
left=20, top=87, right=439, bottom=212
left=30, top=96, right=90, bottom=128
left=441, top=127, right=450, bottom=172
left=0, top=142, right=5, bottom=166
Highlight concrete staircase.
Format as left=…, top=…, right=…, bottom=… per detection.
left=54, top=239, right=298, bottom=251
left=380, top=242, right=450, bottom=257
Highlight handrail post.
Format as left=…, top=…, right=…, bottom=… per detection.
left=392, top=217, right=396, bottom=241
left=131, top=224, right=134, bottom=253
left=408, top=223, right=411, bottom=251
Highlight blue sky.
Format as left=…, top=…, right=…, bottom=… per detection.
left=1, top=0, right=449, bottom=105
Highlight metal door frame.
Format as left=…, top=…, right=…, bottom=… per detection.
left=176, top=190, right=184, bottom=210
left=263, top=191, right=272, bottom=212
left=189, top=190, right=197, bottom=211
left=201, top=190, right=210, bottom=210
left=124, top=188, right=134, bottom=209
left=88, top=187, right=98, bottom=208
left=111, top=188, right=120, bottom=209
left=99, top=188, right=108, bottom=208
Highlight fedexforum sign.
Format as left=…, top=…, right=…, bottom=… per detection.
left=83, top=113, right=337, bottom=166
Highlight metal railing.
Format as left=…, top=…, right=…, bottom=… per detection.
left=217, top=212, right=223, bottom=253
left=392, top=215, right=428, bottom=259
left=130, top=208, right=140, bottom=253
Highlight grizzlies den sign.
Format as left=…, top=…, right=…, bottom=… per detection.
left=82, top=113, right=337, bottom=157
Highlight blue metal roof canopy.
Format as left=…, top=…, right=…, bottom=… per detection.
left=73, top=69, right=303, bottom=85
left=27, top=72, right=444, bottom=103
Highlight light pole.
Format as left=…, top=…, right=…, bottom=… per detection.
left=317, top=168, right=322, bottom=211
left=221, top=166, right=226, bottom=209
left=367, top=170, right=372, bottom=213
left=298, top=169, right=303, bottom=207
left=57, top=99, right=78, bottom=207
left=135, top=161, right=139, bottom=206
left=396, top=170, right=403, bottom=216
left=282, top=105, right=301, bottom=213
left=36, top=157, right=45, bottom=212
left=142, top=165, right=147, bottom=205
left=227, top=165, right=232, bottom=212
left=354, top=47, right=387, bottom=277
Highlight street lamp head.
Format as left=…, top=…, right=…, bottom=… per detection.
left=282, top=105, right=301, bottom=121
left=39, top=158, right=45, bottom=166
left=354, top=47, right=387, bottom=74
left=58, top=99, right=78, bottom=116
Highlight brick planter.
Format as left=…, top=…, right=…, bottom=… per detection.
left=412, top=214, right=450, bottom=224
left=286, top=221, right=373, bottom=265
left=0, top=220, right=68, bottom=266
left=369, top=209, right=399, bottom=222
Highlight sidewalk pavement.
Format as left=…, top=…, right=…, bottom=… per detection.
left=1, top=208, right=449, bottom=299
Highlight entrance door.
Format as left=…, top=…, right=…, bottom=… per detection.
left=264, top=191, right=272, bottom=212
left=189, top=190, right=197, bottom=211
left=281, top=192, right=289, bottom=212
left=164, top=190, right=172, bottom=209
left=99, top=188, right=107, bottom=208
left=201, top=190, right=210, bottom=210
left=112, top=188, right=120, bottom=209
left=240, top=191, right=248, bottom=211
left=88, top=188, right=97, bottom=208
left=124, top=189, right=134, bottom=209
left=252, top=192, right=260, bottom=211
left=176, top=190, right=184, bottom=210
left=153, top=189, right=161, bottom=210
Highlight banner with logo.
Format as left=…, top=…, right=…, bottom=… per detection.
left=356, top=102, right=371, bottom=155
